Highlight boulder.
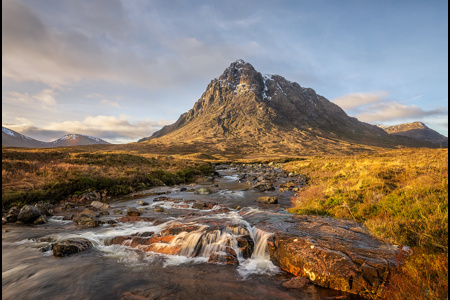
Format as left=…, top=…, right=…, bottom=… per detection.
left=5, top=206, right=20, bottom=223
left=265, top=215, right=405, bottom=297
left=17, top=205, right=43, bottom=224
left=35, top=202, right=54, bottom=216
left=90, top=201, right=110, bottom=210
left=256, top=197, right=278, bottom=204
left=136, top=200, right=149, bottom=206
left=208, top=249, right=239, bottom=265
left=127, top=207, right=142, bottom=216
left=53, top=238, right=92, bottom=257
left=73, top=214, right=101, bottom=227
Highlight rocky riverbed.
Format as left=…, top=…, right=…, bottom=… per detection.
left=2, top=163, right=407, bottom=299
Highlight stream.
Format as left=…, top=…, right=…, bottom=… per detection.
left=2, top=165, right=357, bottom=300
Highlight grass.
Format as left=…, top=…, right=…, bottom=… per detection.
left=2, top=147, right=214, bottom=209
left=284, top=148, right=448, bottom=299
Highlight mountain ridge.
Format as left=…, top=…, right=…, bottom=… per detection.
left=378, top=122, right=448, bottom=147
left=2, top=127, right=110, bottom=148
left=138, top=60, right=437, bottom=155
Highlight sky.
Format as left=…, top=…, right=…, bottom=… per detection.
left=2, top=0, right=448, bottom=144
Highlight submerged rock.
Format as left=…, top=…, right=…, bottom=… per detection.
left=53, top=238, right=92, bottom=257
left=194, top=188, right=214, bottom=195
left=265, top=215, right=405, bottom=297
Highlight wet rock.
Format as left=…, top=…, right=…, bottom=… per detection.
left=160, top=223, right=203, bottom=236
left=252, top=183, right=275, bottom=192
left=154, top=206, right=164, bottom=213
left=282, top=276, right=310, bottom=289
left=194, top=187, right=214, bottom=195
left=35, top=202, right=54, bottom=216
left=266, top=215, right=404, bottom=297
left=17, top=205, right=44, bottom=224
left=73, top=214, right=100, bottom=227
left=53, top=238, right=92, bottom=257
left=116, top=216, right=154, bottom=222
left=127, top=207, right=142, bottom=216
left=192, top=202, right=217, bottom=210
left=33, top=215, right=48, bottom=225
left=90, top=201, right=110, bottom=210
left=208, top=250, right=239, bottom=265
left=256, top=196, right=278, bottom=204
left=5, top=206, right=20, bottom=223
left=136, top=200, right=149, bottom=206
left=79, top=208, right=99, bottom=217
left=236, top=235, right=255, bottom=259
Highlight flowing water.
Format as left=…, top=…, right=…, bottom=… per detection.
left=2, top=167, right=356, bottom=300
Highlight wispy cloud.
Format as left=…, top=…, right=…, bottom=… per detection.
left=356, top=102, right=446, bottom=122
left=4, top=89, right=58, bottom=107
left=332, top=91, right=447, bottom=124
left=100, top=99, right=120, bottom=108
left=332, top=91, right=388, bottom=110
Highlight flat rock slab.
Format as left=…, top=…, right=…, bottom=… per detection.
left=263, top=215, right=403, bottom=297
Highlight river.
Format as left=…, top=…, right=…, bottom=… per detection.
left=2, top=165, right=358, bottom=299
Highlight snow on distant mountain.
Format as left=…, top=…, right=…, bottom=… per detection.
left=2, top=127, right=110, bottom=148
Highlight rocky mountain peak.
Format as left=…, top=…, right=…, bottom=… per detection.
left=138, top=60, right=438, bottom=151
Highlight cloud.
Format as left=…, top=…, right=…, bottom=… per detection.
left=2, top=1, right=260, bottom=90
left=100, top=99, right=120, bottom=108
left=5, top=115, right=174, bottom=144
left=4, top=89, right=57, bottom=107
left=355, top=102, right=446, bottom=123
left=332, top=91, right=388, bottom=110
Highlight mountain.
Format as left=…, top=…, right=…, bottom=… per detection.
left=2, top=127, right=47, bottom=148
left=2, top=127, right=110, bottom=148
left=378, top=122, right=448, bottom=147
left=49, top=134, right=110, bottom=147
left=138, top=60, right=436, bottom=155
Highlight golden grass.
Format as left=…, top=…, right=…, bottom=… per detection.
left=284, top=148, right=448, bottom=299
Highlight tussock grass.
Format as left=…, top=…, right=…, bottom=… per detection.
left=285, top=148, right=448, bottom=299
left=2, top=148, right=214, bottom=208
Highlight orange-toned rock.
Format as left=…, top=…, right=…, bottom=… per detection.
left=143, top=243, right=181, bottom=255
left=266, top=215, right=405, bottom=297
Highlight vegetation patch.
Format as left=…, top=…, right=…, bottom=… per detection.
left=2, top=148, right=214, bottom=209
left=284, top=148, right=448, bottom=299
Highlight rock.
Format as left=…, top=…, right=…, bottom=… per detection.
left=236, top=235, right=254, bottom=259
left=79, top=208, right=99, bottom=217
left=17, top=205, right=44, bottom=224
left=35, top=202, right=54, bottom=216
left=192, top=202, right=217, bottom=210
left=90, top=201, right=110, bottom=210
left=194, top=187, right=214, bottom=195
left=127, top=207, right=142, bottom=216
left=208, top=250, right=239, bottom=265
left=116, top=216, right=154, bottom=222
left=256, top=197, right=278, bottom=204
left=136, top=200, right=149, bottom=206
left=282, top=276, right=310, bottom=289
left=33, top=215, right=48, bottom=225
left=73, top=214, right=100, bottom=227
left=159, top=224, right=203, bottom=236
left=252, top=183, right=275, bottom=192
left=53, top=238, right=92, bottom=257
left=5, top=206, right=20, bottom=223
left=265, top=215, right=404, bottom=297
left=153, top=206, right=164, bottom=213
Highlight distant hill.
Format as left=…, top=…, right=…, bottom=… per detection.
left=138, top=59, right=437, bottom=156
left=2, top=127, right=110, bottom=147
left=378, top=122, right=448, bottom=147
left=2, top=127, right=47, bottom=148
